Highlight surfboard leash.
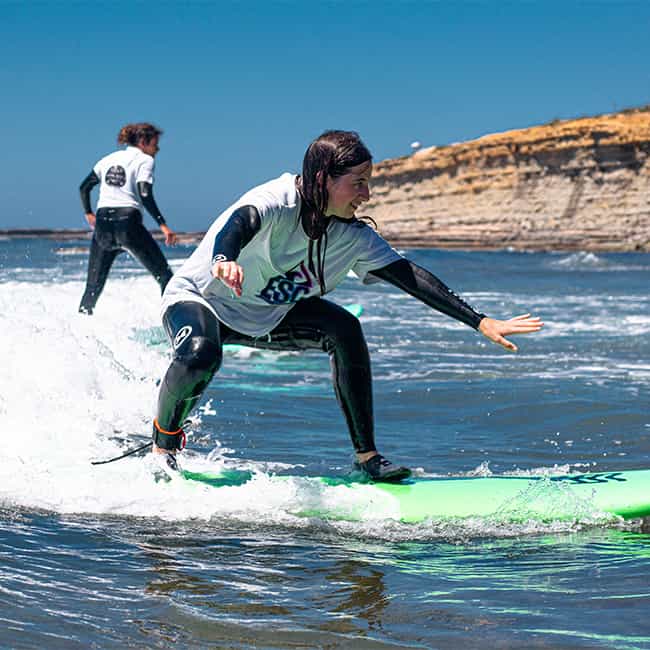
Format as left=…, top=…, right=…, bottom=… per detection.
left=91, top=441, right=153, bottom=465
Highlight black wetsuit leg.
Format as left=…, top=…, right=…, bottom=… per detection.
left=156, top=297, right=375, bottom=453
left=80, top=208, right=173, bottom=314
left=79, top=218, right=121, bottom=314
left=115, top=213, right=173, bottom=293
left=223, top=297, right=376, bottom=454
left=157, top=301, right=223, bottom=431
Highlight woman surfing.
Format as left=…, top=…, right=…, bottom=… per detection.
left=152, top=130, right=542, bottom=482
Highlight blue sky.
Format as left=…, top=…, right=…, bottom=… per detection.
left=1, top=1, right=649, bottom=231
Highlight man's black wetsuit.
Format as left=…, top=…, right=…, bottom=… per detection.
left=78, top=170, right=173, bottom=314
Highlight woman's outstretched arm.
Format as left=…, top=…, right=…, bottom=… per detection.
left=370, top=259, right=542, bottom=351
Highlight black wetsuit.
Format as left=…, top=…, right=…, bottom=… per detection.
left=78, top=171, right=173, bottom=314
left=154, top=205, right=485, bottom=453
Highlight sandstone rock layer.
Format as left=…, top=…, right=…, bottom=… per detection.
left=366, top=108, right=650, bottom=251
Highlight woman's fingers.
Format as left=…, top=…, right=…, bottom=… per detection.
left=484, top=331, right=517, bottom=352
left=494, top=333, right=518, bottom=352
left=506, top=316, right=544, bottom=333
left=479, top=314, right=543, bottom=352
left=212, top=261, right=243, bottom=296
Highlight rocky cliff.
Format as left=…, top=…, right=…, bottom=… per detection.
left=366, top=107, right=650, bottom=251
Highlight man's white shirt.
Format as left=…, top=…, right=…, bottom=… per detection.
left=93, top=146, right=155, bottom=210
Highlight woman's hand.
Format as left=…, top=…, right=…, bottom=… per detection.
left=478, top=314, right=543, bottom=352
left=211, top=260, right=244, bottom=297
left=160, top=224, right=178, bottom=246
left=85, top=212, right=96, bottom=229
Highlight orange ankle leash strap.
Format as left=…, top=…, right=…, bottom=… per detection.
left=153, top=419, right=187, bottom=450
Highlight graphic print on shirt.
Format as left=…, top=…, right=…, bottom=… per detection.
left=105, top=165, right=127, bottom=187
left=257, top=261, right=314, bottom=305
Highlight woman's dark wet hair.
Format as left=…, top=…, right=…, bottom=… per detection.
left=298, top=130, right=372, bottom=234
left=117, top=122, right=163, bottom=146
left=297, top=130, right=372, bottom=295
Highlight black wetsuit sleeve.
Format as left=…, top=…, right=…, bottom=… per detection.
left=79, top=170, right=100, bottom=213
left=211, top=205, right=262, bottom=264
left=137, top=181, right=166, bottom=226
left=369, top=258, right=486, bottom=329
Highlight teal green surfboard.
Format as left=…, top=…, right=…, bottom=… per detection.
left=180, top=468, right=650, bottom=523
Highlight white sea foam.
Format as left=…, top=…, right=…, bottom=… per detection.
left=548, top=251, right=650, bottom=272
left=0, top=272, right=644, bottom=538
left=550, top=252, right=608, bottom=269
left=0, top=277, right=405, bottom=527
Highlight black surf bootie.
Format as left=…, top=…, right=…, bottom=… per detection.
left=157, top=449, right=180, bottom=471
left=152, top=419, right=186, bottom=477
left=354, top=454, right=412, bottom=483
left=151, top=447, right=181, bottom=481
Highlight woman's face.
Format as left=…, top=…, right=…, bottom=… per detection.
left=139, top=135, right=160, bottom=157
left=325, top=160, right=372, bottom=219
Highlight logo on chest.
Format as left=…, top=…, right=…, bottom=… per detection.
left=258, top=261, right=314, bottom=305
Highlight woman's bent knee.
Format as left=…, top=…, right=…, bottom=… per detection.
left=177, top=335, right=222, bottom=371
left=323, top=312, right=365, bottom=354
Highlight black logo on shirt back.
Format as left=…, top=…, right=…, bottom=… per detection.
left=258, top=261, right=314, bottom=305
left=105, top=165, right=126, bottom=187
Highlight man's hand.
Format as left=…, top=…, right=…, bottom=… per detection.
left=160, top=224, right=177, bottom=246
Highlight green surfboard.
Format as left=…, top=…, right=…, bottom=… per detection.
left=180, top=468, right=650, bottom=523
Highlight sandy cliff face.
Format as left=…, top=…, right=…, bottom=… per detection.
left=366, top=108, right=650, bottom=250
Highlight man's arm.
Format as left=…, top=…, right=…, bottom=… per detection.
left=79, top=170, right=100, bottom=214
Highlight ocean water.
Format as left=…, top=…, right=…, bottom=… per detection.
left=1, top=237, right=650, bottom=649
